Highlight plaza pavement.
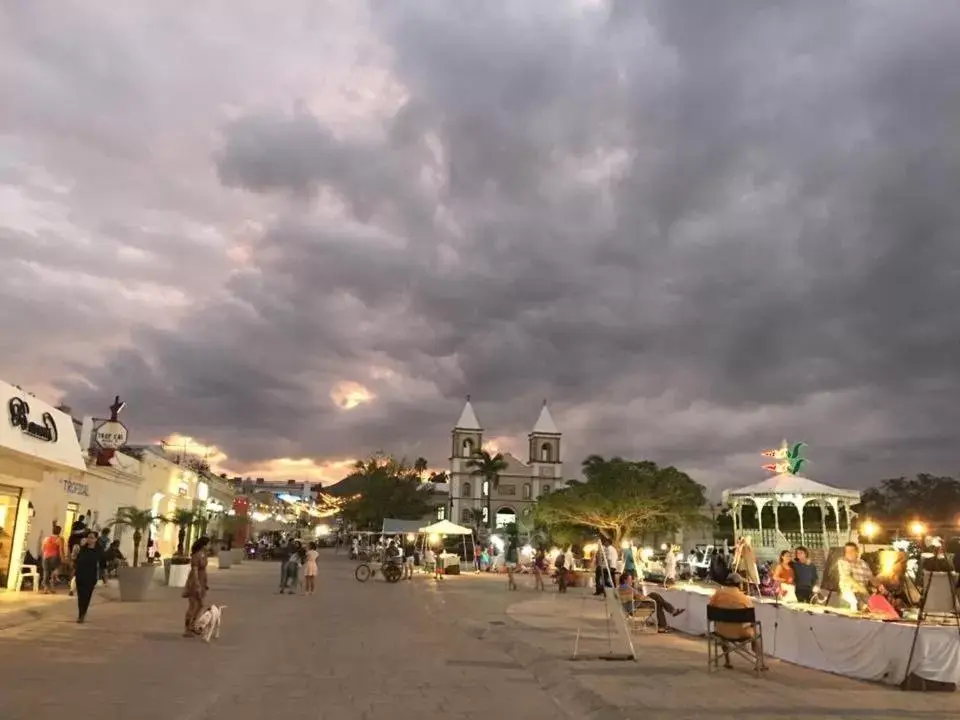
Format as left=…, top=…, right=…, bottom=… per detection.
left=2, top=557, right=958, bottom=720
left=425, top=570, right=960, bottom=720
left=0, top=556, right=578, bottom=720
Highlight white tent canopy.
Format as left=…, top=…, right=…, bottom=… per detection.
left=419, top=519, right=476, bottom=569
left=420, top=519, right=473, bottom=536
left=722, top=473, right=861, bottom=541
left=381, top=519, right=425, bottom=535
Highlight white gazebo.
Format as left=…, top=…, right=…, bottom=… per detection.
left=723, top=474, right=861, bottom=554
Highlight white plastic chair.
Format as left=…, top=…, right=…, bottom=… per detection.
left=18, top=565, right=41, bottom=592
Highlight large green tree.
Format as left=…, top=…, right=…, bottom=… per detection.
left=857, top=474, right=960, bottom=526
left=339, top=454, right=437, bottom=530
left=533, top=456, right=707, bottom=545
left=466, top=449, right=508, bottom=532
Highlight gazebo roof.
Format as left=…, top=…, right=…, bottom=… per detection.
left=724, top=473, right=860, bottom=502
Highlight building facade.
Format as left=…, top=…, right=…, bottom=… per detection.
left=30, top=453, right=143, bottom=562
left=130, top=446, right=203, bottom=558
left=448, top=398, right=563, bottom=531
left=0, top=380, right=86, bottom=590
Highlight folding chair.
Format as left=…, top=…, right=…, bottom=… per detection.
left=706, top=605, right=766, bottom=676
left=624, top=596, right=659, bottom=634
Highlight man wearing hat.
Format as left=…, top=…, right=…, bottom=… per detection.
left=707, top=573, right=767, bottom=670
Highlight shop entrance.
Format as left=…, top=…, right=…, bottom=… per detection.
left=63, top=501, right=81, bottom=538
left=0, top=484, right=24, bottom=588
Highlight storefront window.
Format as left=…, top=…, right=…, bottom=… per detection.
left=0, top=484, right=23, bottom=588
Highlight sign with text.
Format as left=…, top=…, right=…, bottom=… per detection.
left=60, top=478, right=90, bottom=496
left=94, top=419, right=128, bottom=450
left=0, top=380, right=85, bottom=470
left=8, top=397, right=58, bottom=443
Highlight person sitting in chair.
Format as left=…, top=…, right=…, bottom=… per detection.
left=708, top=573, right=767, bottom=670
left=837, top=543, right=883, bottom=612
left=617, top=574, right=684, bottom=633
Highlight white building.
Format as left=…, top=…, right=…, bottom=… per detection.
left=0, top=380, right=86, bottom=591
left=448, top=398, right=563, bottom=530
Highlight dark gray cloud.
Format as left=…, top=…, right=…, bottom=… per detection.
left=4, top=1, right=960, bottom=489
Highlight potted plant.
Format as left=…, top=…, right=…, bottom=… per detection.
left=165, top=509, right=199, bottom=587
left=110, top=507, right=163, bottom=602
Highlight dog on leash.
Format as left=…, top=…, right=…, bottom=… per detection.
left=194, top=604, right=226, bottom=643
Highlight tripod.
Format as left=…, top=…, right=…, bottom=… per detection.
left=571, top=541, right=636, bottom=662
left=900, top=564, right=960, bottom=690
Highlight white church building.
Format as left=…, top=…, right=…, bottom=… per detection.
left=447, top=396, right=563, bottom=530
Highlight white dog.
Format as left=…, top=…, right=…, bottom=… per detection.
left=194, top=604, right=226, bottom=643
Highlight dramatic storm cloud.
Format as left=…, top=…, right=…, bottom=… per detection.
left=3, top=1, right=960, bottom=490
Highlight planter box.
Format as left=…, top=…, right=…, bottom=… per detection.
left=163, top=558, right=172, bottom=585
left=118, top=565, right=156, bottom=602
left=216, top=550, right=232, bottom=569
left=168, top=563, right=191, bottom=588
left=231, top=548, right=244, bottom=564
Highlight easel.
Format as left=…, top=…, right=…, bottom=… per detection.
left=900, top=565, right=960, bottom=690
left=571, top=542, right=636, bottom=662
left=731, top=539, right=761, bottom=598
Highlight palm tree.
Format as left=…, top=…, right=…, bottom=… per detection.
left=110, top=507, right=162, bottom=567
left=465, top=508, right=485, bottom=532
left=166, top=509, right=199, bottom=556
left=466, top=449, right=508, bottom=532
left=414, top=457, right=429, bottom=481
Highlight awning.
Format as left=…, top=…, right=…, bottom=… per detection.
left=420, top=519, right=474, bottom=536
left=381, top=519, right=426, bottom=535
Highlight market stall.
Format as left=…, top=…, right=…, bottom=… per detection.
left=654, top=583, right=959, bottom=686
left=419, top=519, right=476, bottom=573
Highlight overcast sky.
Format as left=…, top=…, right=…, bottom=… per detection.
left=3, top=1, right=959, bottom=493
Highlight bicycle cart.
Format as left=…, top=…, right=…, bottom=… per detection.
left=354, top=557, right=403, bottom=583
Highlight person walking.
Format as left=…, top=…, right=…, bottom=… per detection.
left=555, top=548, right=568, bottom=592
left=182, top=537, right=210, bottom=637
left=533, top=548, right=546, bottom=591
left=303, top=541, right=319, bottom=595
left=97, top=528, right=111, bottom=584
left=74, top=531, right=101, bottom=623
left=505, top=540, right=518, bottom=591
left=402, top=536, right=416, bottom=580
left=278, top=539, right=299, bottom=594
left=41, top=525, right=64, bottom=593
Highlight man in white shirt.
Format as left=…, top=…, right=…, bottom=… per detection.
left=604, top=540, right=619, bottom=589
left=664, top=546, right=678, bottom=586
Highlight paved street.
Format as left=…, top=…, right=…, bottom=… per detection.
left=0, top=556, right=573, bottom=720
left=3, top=557, right=959, bottom=720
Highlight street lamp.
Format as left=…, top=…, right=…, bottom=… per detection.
left=908, top=520, right=927, bottom=539
left=859, top=519, right=880, bottom=541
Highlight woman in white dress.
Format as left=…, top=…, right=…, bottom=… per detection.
left=303, top=541, right=319, bottom=596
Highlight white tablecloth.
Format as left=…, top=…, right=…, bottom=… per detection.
left=654, top=585, right=960, bottom=685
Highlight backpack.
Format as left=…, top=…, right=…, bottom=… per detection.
left=554, top=553, right=565, bottom=570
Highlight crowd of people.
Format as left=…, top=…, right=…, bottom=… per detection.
left=32, top=518, right=127, bottom=622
